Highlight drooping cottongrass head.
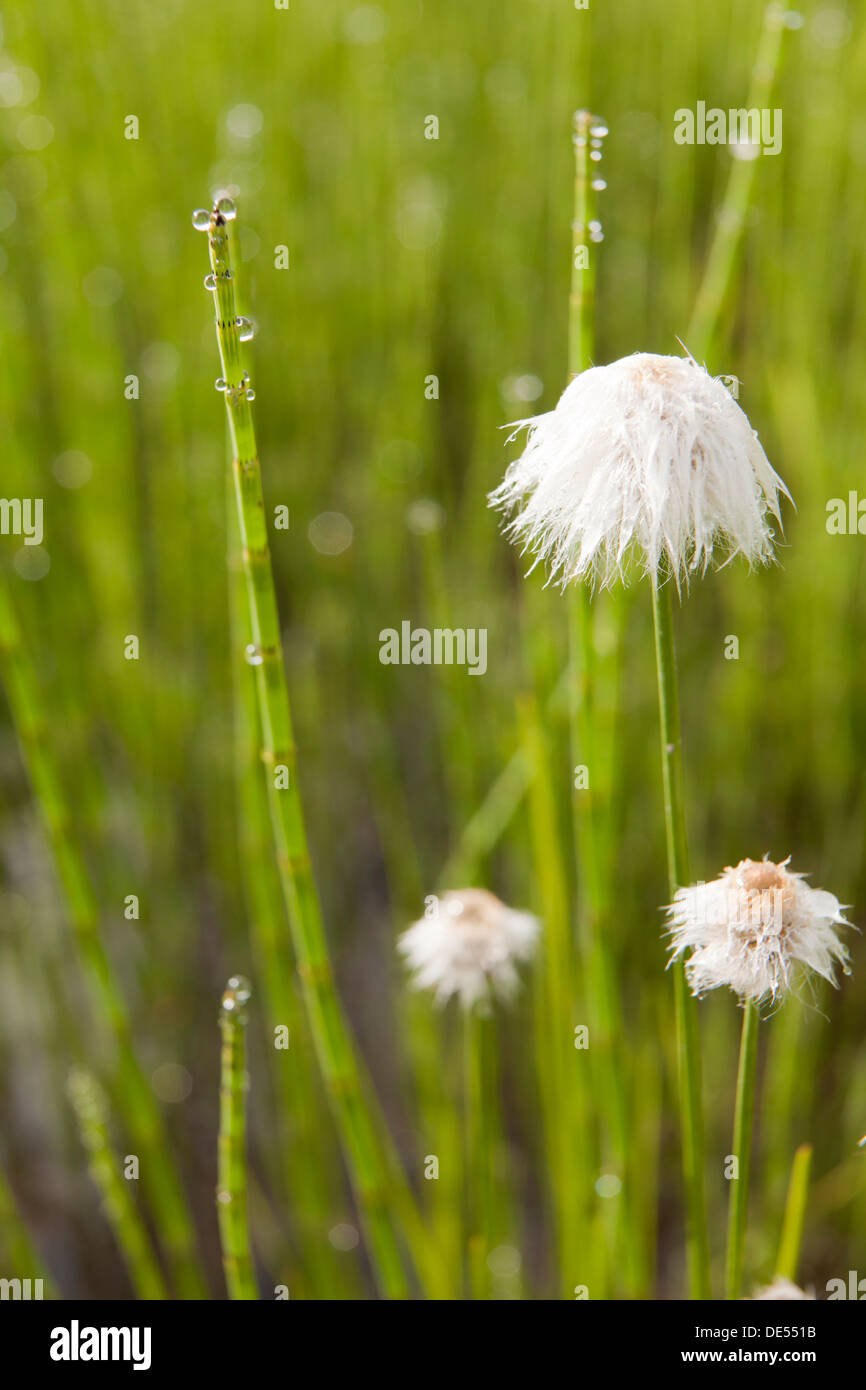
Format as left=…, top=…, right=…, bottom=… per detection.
left=489, top=351, right=791, bottom=589
left=752, top=1276, right=815, bottom=1301
left=398, top=888, right=540, bottom=1010
left=666, top=857, right=851, bottom=1008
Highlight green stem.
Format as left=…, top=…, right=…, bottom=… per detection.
left=202, top=200, right=435, bottom=1300
left=520, top=694, right=588, bottom=1296
left=651, top=573, right=711, bottom=1300
left=217, top=977, right=258, bottom=1300
left=687, top=4, right=788, bottom=359
left=464, top=1009, right=492, bottom=1300
left=725, top=1002, right=760, bottom=1300
left=0, top=577, right=204, bottom=1299
left=775, top=1143, right=812, bottom=1283
left=67, top=1068, right=169, bottom=1301
left=569, top=109, right=598, bottom=381
left=227, top=486, right=348, bottom=1300
left=568, top=111, right=646, bottom=1295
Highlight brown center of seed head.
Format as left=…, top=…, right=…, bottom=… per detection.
left=738, top=860, right=785, bottom=892
left=444, top=887, right=502, bottom=927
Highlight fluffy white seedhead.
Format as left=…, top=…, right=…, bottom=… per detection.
left=489, top=352, right=791, bottom=589
left=666, top=857, right=851, bottom=1007
left=752, top=1277, right=815, bottom=1301
left=397, top=888, right=540, bottom=1011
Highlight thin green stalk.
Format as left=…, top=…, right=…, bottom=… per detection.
left=687, top=3, right=789, bottom=360
left=217, top=976, right=258, bottom=1300
left=651, top=573, right=711, bottom=1300
left=568, top=109, right=598, bottom=380
left=201, top=199, right=436, bottom=1300
left=0, top=577, right=204, bottom=1299
left=567, top=110, right=646, bottom=1295
left=725, top=1002, right=760, bottom=1300
left=775, top=1143, right=812, bottom=1283
left=464, top=1009, right=493, bottom=1300
left=520, top=694, right=588, bottom=1297
left=227, top=491, right=349, bottom=1300
left=67, top=1068, right=169, bottom=1301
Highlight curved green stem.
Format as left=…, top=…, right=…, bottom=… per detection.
left=202, top=202, right=445, bottom=1300
left=775, top=1143, right=812, bottom=1283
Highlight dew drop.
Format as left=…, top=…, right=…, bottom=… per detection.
left=573, top=135, right=587, bottom=148
left=843, top=964, right=853, bottom=977
left=595, top=1173, right=622, bottom=1199
left=191, top=208, right=211, bottom=231
left=226, top=973, right=252, bottom=1004
left=245, top=388, right=256, bottom=401
left=590, top=150, right=603, bottom=162
left=215, top=377, right=227, bottom=392
left=590, top=123, right=609, bottom=138
left=216, top=195, right=237, bottom=220
left=204, top=272, right=217, bottom=291
left=244, top=643, right=264, bottom=666
left=591, top=179, right=607, bottom=191
left=236, top=316, right=255, bottom=341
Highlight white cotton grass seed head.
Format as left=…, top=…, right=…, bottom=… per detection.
left=489, top=351, right=791, bottom=590
left=751, top=1277, right=815, bottom=1301
left=666, top=857, right=851, bottom=1008
left=398, top=888, right=540, bottom=1011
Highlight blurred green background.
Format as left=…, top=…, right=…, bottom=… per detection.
left=0, top=0, right=863, bottom=1298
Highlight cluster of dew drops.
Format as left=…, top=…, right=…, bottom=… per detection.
left=574, top=113, right=608, bottom=244
left=191, top=195, right=257, bottom=399
left=221, top=973, right=252, bottom=1020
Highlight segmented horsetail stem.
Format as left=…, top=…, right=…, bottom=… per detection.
left=217, top=976, right=257, bottom=1300
left=197, top=197, right=427, bottom=1299
left=568, top=111, right=645, bottom=1295
left=227, top=493, right=343, bottom=1298
left=0, top=578, right=204, bottom=1298
left=67, top=1068, right=169, bottom=1301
